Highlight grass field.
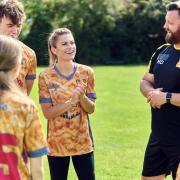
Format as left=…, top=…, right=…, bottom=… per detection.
left=30, top=65, right=170, bottom=180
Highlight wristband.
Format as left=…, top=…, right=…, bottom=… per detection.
left=166, top=92, right=172, bottom=104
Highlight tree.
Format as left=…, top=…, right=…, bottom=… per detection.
left=20, top=0, right=174, bottom=65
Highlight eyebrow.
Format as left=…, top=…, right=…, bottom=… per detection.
left=6, top=23, right=14, bottom=25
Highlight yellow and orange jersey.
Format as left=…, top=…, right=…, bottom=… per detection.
left=39, top=63, right=96, bottom=156
left=0, top=90, right=48, bottom=180
left=16, top=41, right=37, bottom=94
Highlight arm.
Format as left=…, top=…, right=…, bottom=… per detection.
left=24, top=103, right=48, bottom=180
left=40, top=87, right=81, bottom=119
left=140, top=72, right=155, bottom=98
left=78, top=67, right=96, bottom=114
left=169, top=93, right=180, bottom=107
left=141, top=74, right=180, bottom=107
left=79, top=95, right=95, bottom=114
left=140, top=72, right=165, bottom=108
left=30, top=157, right=44, bottom=180
left=27, top=50, right=37, bottom=95
left=76, top=82, right=95, bottom=114
left=41, top=99, right=75, bottom=119
left=40, top=83, right=96, bottom=119
left=26, top=80, right=34, bottom=95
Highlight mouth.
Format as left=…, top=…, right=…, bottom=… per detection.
left=65, top=51, right=75, bottom=55
left=166, top=29, right=172, bottom=34
left=165, top=31, right=172, bottom=37
left=9, top=34, right=18, bottom=38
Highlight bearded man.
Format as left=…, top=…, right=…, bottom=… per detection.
left=140, top=1, right=180, bottom=180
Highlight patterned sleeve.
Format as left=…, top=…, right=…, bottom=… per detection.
left=86, top=67, right=96, bottom=100
left=26, top=50, right=37, bottom=80
left=38, top=72, right=52, bottom=104
left=24, top=104, right=48, bottom=157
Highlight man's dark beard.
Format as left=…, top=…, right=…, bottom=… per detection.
left=165, top=28, right=180, bottom=44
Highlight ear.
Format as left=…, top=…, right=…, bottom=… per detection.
left=51, top=46, right=56, bottom=55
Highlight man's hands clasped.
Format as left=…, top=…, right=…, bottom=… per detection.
left=147, top=88, right=166, bottom=109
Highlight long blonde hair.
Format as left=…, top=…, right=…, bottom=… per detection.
left=0, top=35, right=22, bottom=91
left=48, top=28, right=73, bottom=67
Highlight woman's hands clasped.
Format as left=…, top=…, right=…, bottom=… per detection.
left=70, top=82, right=87, bottom=106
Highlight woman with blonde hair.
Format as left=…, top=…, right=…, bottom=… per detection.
left=0, top=35, right=48, bottom=180
left=39, top=28, right=96, bottom=180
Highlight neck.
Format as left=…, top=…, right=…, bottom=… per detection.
left=56, top=60, right=74, bottom=75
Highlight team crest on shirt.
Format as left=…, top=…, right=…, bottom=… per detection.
left=176, top=59, right=180, bottom=68
left=157, top=53, right=169, bottom=65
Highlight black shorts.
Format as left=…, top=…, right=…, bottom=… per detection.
left=142, top=133, right=180, bottom=178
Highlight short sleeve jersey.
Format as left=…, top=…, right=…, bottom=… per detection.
left=39, top=63, right=96, bottom=156
left=16, top=41, right=37, bottom=94
left=148, top=44, right=180, bottom=145
left=0, top=91, right=48, bottom=180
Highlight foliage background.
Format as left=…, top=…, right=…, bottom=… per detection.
left=20, top=0, right=175, bottom=66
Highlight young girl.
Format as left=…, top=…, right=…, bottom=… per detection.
left=0, top=35, right=48, bottom=180
left=39, top=28, right=96, bottom=180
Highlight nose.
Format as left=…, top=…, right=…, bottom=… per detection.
left=163, top=21, right=168, bottom=30
left=10, top=26, right=19, bottom=37
left=68, top=43, right=73, bottom=47
left=67, top=43, right=75, bottom=50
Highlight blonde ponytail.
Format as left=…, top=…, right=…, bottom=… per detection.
left=0, top=35, right=22, bottom=91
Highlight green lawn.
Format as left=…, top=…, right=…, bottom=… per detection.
left=30, top=65, right=157, bottom=180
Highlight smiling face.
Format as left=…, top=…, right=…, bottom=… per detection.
left=0, top=16, right=22, bottom=38
left=51, top=33, right=76, bottom=62
left=164, top=10, right=180, bottom=44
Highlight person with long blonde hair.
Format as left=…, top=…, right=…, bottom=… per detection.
left=39, top=28, right=96, bottom=180
left=0, top=35, right=48, bottom=180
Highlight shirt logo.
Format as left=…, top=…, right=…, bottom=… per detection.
left=157, top=53, right=169, bottom=65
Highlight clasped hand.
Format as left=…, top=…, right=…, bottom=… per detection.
left=71, top=82, right=86, bottom=104
left=147, top=88, right=166, bottom=109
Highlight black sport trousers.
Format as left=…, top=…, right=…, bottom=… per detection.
left=48, top=151, right=95, bottom=180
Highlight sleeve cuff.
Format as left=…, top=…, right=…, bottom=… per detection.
left=25, top=74, right=36, bottom=80
left=27, top=146, right=49, bottom=158
left=39, top=98, right=52, bottom=103
left=86, top=93, right=96, bottom=99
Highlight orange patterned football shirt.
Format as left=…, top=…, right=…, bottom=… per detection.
left=16, top=41, right=37, bottom=94
left=39, top=63, right=96, bottom=156
left=0, top=91, right=48, bottom=180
